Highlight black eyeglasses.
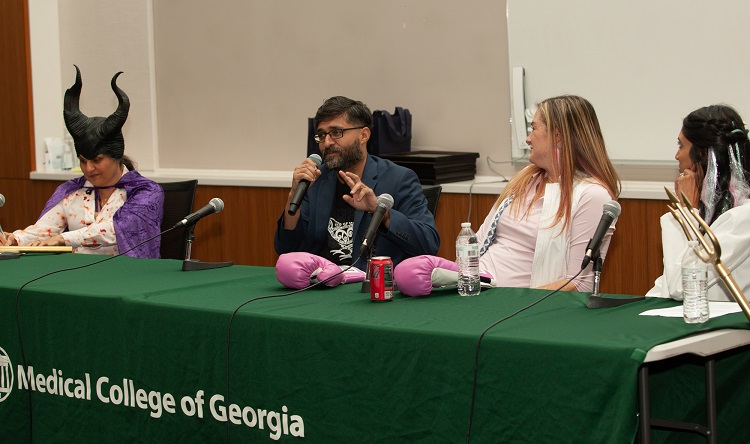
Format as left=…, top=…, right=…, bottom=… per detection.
left=313, top=126, right=365, bottom=144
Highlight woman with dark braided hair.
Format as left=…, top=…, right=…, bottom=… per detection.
left=0, top=66, right=164, bottom=258
left=648, top=104, right=750, bottom=301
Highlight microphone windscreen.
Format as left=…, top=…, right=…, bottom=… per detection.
left=0, top=193, right=5, bottom=207
left=378, top=193, right=394, bottom=210
left=603, top=200, right=621, bottom=218
left=309, top=154, right=322, bottom=167
left=210, top=198, right=225, bottom=213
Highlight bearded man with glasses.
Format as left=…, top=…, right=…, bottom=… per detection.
left=274, top=96, right=439, bottom=286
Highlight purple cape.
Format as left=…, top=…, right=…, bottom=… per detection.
left=41, top=171, right=164, bottom=258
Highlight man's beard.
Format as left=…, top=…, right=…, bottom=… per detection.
left=324, top=139, right=364, bottom=170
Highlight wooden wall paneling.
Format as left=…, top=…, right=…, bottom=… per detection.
left=599, top=200, right=643, bottom=295
left=0, top=0, right=33, bottom=178
left=434, top=193, right=469, bottom=260
left=433, top=192, right=497, bottom=260
left=600, top=199, right=667, bottom=296
left=642, top=199, right=669, bottom=289
left=0, top=178, right=62, bottom=232
left=190, top=185, right=288, bottom=266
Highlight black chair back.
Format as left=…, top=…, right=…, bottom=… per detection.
left=422, top=185, right=442, bottom=216
left=159, top=180, right=198, bottom=260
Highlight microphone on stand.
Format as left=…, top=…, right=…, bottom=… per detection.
left=174, top=198, right=233, bottom=271
left=360, top=194, right=394, bottom=256
left=359, top=194, right=394, bottom=293
left=581, top=200, right=621, bottom=269
left=173, top=198, right=224, bottom=228
left=582, top=201, right=644, bottom=308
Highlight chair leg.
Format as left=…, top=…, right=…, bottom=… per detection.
left=638, top=365, right=651, bottom=444
left=705, top=359, right=717, bottom=444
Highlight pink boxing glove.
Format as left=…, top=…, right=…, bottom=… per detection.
left=275, top=252, right=345, bottom=289
left=394, top=255, right=495, bottom=296
left=394, top=255, right=458, bottom=296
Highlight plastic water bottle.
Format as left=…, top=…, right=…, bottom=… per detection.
left=681, top=240, right=709, bottom=323
left=456, top=222, right=480, bottom=296
left=62, top=132, right=75, bottom=170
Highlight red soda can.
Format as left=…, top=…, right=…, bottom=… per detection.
left=370, top=256, right=394, bottom=302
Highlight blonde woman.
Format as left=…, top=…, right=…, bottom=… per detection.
left=396, top=95, right=621, bottom=295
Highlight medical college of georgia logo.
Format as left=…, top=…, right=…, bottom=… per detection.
left=0, top=346, right=13, bottom=402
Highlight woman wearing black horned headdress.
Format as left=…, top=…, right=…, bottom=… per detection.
left=0, top=66, right=164, bottom=258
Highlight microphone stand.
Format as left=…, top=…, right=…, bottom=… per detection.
left=181, top=224, right=233, bottom=271
left=585, top=251, right=644, bottom=309
left=360, top=245, right=373, bottom=293
left=592, top=255, right=603, bottom=298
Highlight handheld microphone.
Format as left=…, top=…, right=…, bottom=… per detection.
left=173, top=198, right=225, bottom=228
left=581, top=200, right=621, bottom=269
left=288, top=154, right=323, bottom=215
left=360, top=194, right=394, bottom=255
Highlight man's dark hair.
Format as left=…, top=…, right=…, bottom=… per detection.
left=314, top=96, right=372, bottom=128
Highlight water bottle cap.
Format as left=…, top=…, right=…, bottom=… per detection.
left=461, top=222, right=471, bottom=228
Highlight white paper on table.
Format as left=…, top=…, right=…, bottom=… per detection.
left=640, top=301, right=742, bottom=318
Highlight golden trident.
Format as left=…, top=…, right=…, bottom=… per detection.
left=665, top=186, right=750, bottom=322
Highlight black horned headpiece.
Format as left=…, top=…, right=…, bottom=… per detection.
left=63, top=65, right=130, bottom=160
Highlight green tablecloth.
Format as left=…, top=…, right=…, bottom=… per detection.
left=0, top=254, right=748, bottom=443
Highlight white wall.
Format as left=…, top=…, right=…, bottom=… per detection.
left=507, top=0, right=750, bottom=165
left=57, top=0, right=157, bottom=171
left=38, top=0, right=743, bottom=183
left=31, top=0, right=511, bottom=177
left=28, top=0, right=63, bottom=170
